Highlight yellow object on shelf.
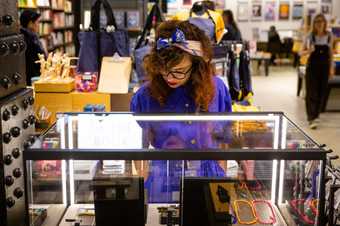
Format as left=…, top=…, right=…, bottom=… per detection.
left=34, top=91, right=112, bottom=125
left=34, top=78, right=74, bottom=93
left=232, top=104, right=259, bottom=112
left=334, top=54, right=340, bottom=62
left=34, top=52, right=77, bottom=92
left=71, top=92, right=110, bottom=112
left=292, top=40, right=303, bottom=53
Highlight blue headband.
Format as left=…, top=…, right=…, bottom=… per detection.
left=156, top=28, right=204, bottom=57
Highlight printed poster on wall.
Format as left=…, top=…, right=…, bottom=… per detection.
left=167, top=0, right=179, bottom=10
left=264, top=1, right=276, bottom=21
left=215, top=0, right=225, bottom=10
left=237, top=1, right=249, bottom=22
left=251, top=2, right=262, bottom=21
left=183, top=0, right=192, bottom=6
left=292, top=3, right=303, bottom=20
left=279, top=2, right=290, bottom=20
left=321, top=4, right=332, bottom=15
left=307, top=3, right=318, bottom=18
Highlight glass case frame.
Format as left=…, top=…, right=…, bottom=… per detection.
left=23, top=112, right=329, bottom=226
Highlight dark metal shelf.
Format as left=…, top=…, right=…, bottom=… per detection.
left=53, top=26, right=74, bottom=31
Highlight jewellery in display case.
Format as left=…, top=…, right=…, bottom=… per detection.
left=233, top=200, right=257, bottom=225
left=310, top=199, right=319, bottom=215
left=289, top=199, right=316, bottom=225
left=235, top=182, right=252, bottom=199
left=246, top=180, right=263, bottom=191
left=246, top=180, right=266, bottom=199
left=252, top=200, right=277, bottom=224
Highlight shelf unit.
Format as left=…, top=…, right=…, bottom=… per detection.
left=18, top=0, right=75, bottom=56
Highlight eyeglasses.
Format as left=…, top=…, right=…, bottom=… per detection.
left=161, top=66, right=192, bottom=80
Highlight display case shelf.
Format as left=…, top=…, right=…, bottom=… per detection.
left=57, top=203, right=288, bottom=226
left=30, top=204, right=66, bottom=226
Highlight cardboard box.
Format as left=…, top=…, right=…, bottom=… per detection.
left=110, top=93, right=133, bottom=111
left=71, top=92, right=111, bottom=112
left=34, top=92, right=73, bottom=123
left=34, top=79, right=75, bottom=93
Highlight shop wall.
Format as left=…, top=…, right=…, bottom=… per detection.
left=224, top=0, right=337, bottom=41
left=333, top=0, right=340, bottom=19
left=168, top=0, right=337, bottom=41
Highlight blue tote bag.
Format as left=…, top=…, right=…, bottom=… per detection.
left=77, top=0, right=130, bottom=73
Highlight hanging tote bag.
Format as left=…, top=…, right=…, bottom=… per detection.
left=77, top=0, right=130, bottom=73
left=133, top=3, right=164, bottom=82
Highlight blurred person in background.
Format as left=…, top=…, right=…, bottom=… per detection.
left=300, top=14, right=334, bottom=129
left=221, top=10, right=242, bottom=41
left=267, top=25, right=282, bottom=65
left=20, top=10, right=46, bottom=86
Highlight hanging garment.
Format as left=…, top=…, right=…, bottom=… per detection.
left=227, top=50, right=241, bottom=100
left=305, top=34, right=331, bottom=121
left=239, top=50, right=253, bottom=98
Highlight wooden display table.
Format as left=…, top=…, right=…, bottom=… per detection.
left=250, top=52, right=271, bottom=76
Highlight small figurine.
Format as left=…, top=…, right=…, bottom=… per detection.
left=36, top=52, right=78, bottom=83
left=35, top=54, right=47, bottom=79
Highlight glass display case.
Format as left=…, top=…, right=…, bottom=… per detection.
left=24, top=112, right=328, bottom=226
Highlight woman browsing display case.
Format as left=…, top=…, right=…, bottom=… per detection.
left=130, top=20, right=232, bottom=113
left=300, top=14, right=335, bottom=129
left=130, top=20, right=232, bottom=202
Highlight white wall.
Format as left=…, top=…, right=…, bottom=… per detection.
left=333, top=0, right=340, bottom=19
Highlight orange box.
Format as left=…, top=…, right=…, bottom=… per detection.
left=71, top=91, right=111, bottom=112
left=34, top=92, right=72, bottom=123
left=34, top=79, right=74, bottom=93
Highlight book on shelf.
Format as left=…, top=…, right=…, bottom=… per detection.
left=19, top=0, right=37, bottom=8
left=127, top=10, right=140, bottom=29
left=37, top=0, right=50, bottom=7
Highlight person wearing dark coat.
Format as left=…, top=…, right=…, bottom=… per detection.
left=267, top=26, right=282, bottom=65
left=20, top=10, right=46, bottom=86
left=221, top=10, right=242, bottom=41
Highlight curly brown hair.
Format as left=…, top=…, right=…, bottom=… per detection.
left=143, top=20, right=215, bottom=112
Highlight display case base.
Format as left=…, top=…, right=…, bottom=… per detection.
left=56, top=203, right=287, bottom=226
